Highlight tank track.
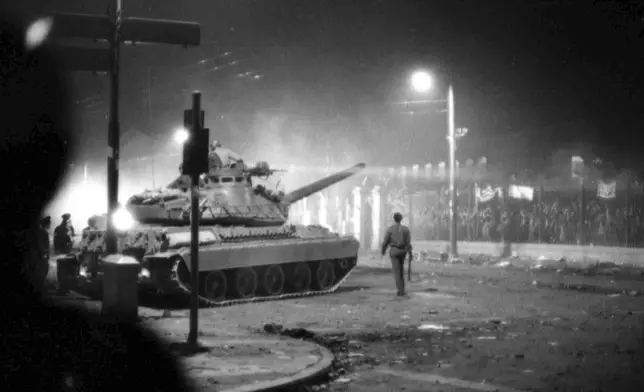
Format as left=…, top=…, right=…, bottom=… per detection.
left=169, top=257, right=358, bottom=308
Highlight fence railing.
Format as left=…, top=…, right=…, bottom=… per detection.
left=291, top=187, right=644, bottom=250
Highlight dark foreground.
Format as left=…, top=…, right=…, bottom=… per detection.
left=54, top=253, right=644, bottom=391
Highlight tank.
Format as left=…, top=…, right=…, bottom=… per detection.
left=67, top=160, right=366, bottom=306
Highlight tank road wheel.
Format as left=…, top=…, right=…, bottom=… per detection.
left=335, top=257, right=357, bottom=275
left=262, top=265, right=286, bottom=296
left=291, top=263, right=312, bottom=292
left=203, top=270, right=227, bottom=302
left=234, top=268, right=258, bottom=299
left=315, top=260, right=336, bottom=290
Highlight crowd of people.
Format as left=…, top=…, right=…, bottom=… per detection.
left=416, top=196, right=644, bottom=247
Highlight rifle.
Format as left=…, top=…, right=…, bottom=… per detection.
left=407, top=251, right=413, bottom=282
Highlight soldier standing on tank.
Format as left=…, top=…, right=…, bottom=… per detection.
left=381, top=212, right=413, bottom=297
left=210, top=140, right=243, bottom=168
left=53, top=213, right=74, bottom=254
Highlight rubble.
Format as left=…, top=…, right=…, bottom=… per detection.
left=262, top=322, right=463, bottom=388
left=418, top=323, right=448, bottom=331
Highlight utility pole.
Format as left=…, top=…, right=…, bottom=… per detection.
left=189, top=94, right=201, bottom=347
left=106, top=0, right=123, bottom=254
left=50, top=2, right=201, bottom=254
left=148, top=67, right=155, bottom=189
left=447, top=85, right=457, bottom=258
left=181, top=93, right=209, bottom=348
left=402, top=73, right=467, bottom=261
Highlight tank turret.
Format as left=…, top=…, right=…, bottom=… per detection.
left=121, top=161, right=366, bottom=228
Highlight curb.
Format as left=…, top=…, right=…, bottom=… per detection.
left=218, top=336, right=335, bottom=392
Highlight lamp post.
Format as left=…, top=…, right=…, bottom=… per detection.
left=409, top=70, right=460, bottom=258
left=446, top=85, right=457, bottom=258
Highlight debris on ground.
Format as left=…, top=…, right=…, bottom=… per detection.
left=418, top=324, right=448, bottom=331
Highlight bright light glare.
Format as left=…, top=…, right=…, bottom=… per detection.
left=112, top=208, right=135, bottom=231
left=174, top=127, right=189, bottom=145
left=410, top=70, right=433, bottom=93
left=25, top=17, right=53, bottom=50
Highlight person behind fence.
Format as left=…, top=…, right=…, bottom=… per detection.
left=381, top=212, right=413, bottom=297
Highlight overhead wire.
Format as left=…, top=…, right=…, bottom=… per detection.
left=76, top=48, right=249, bottom=110
left=80, top=49, right=257, bottom=143
left=100, top=57, right=256, bottom=143
left=83, top=57, right=257, bottom=118
left=80, top=48, right=262, bottom=143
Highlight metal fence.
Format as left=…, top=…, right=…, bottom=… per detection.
left=409, top=189, right=644, bottom=248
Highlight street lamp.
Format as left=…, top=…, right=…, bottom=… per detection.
left=409, top=70, right=459, bottom=258
left=410, top=70, right=433, bottom=93
left=174, top=127, right=189, bottom=145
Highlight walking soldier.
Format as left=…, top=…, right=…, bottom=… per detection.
left=381, top=212, right=413, bottom=297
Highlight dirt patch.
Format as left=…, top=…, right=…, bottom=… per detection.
left=282, top=315, right=644, bottom=392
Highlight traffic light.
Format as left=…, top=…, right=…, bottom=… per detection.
left=181, top=109, right=209, bottom=176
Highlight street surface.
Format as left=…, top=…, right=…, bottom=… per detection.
left=55, top=253, right=644, bottom=391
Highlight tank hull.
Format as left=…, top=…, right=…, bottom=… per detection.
left=62, top=224, right=359, bottom=306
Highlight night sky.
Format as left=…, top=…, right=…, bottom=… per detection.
left=29, top=0, right=644, bottom=172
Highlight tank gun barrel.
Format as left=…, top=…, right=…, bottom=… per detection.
left=282, top=163, right=366, bottom=205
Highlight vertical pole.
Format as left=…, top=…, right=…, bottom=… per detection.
left=467, top=182, right=472, bottom=241
left=625, top=171, right=630, bottom=247
left=634, top=182, right=644, bottom=247
left=579, top=179, right=585, bottom=245
left=448, top=85, right=458, bottom=257
left=408, top=190, right=414, bottom=240
left=187, top=91, right=202, bottom=348
left=474, top=182, right=479, bottom=241
left=148, top=67, right=155, bottom=189
left=539, top=182, right=545, bottom=243
left=439, top=185, right=445, bottom=241
left=106, top=0, right=122, bottom=255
